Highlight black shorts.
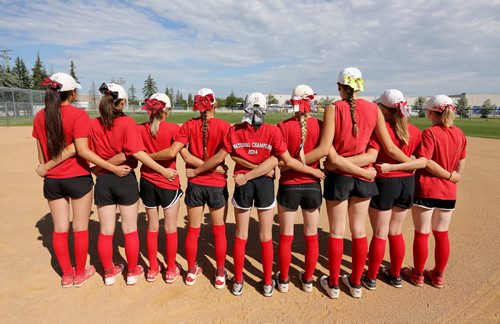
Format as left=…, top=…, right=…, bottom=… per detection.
left=43, top=175, right=93, bottom=200
left=233, top=176, right=275, bottom=210
left=94, top=173, right=140, bottom=206
left=370, top=176, right=415, bottom=211
left=140, top=177, right=183, bottom=209
left=277, top=182, right=322, bottom=211
left=413, top=197, right=456, bottom=211
left=323, top=172, right=378, bottom=201
left=184, top=183, right=228, bottom=209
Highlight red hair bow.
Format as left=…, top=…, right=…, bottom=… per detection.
left=437, top=103, right=456, bottom=113
left=394, top=101, right=410, bottom=117
left=40, top=77, right=62, bottom=91
left=193, top=94, right=214, bottom=112
left=291, top=95, right=315, bottom=113
left=142, top=98, right=166, bottom=114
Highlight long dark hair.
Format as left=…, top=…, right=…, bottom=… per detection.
left=44, top=88, right=72, bottom=158
left=98, top=83, right=125, bottom=129
left=339, top=84, right=358, bottom=137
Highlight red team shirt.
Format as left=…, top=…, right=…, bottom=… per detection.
left=277, top=116, right=322, bottom=185
left=175, top=117, right=231, bottom=188
left=138, top=121, right=180, bottom=190
left=369, top=122, right=422, bottom=178
left=333, top=99, right=379, bottom=177
left=89, top=115, right=145, bottom=173
left=32, top=105, right=91, bottom=178
left=415, top=125, right=467, bottom=200
left=223, top=122, right=287, bottom=175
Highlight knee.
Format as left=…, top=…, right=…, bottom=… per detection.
left=148, top=222, right=160, bottom=232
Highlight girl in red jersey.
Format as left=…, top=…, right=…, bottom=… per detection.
left=150, top=88, right=231, bottom=289
left=88, top=83, right=177, bottom=286
left=305, top=67, right=414, bottom=299
left=137, top=93, right=182, bottom=283
left=377, top=95, right=466, bottom=289
left=197, top=92, right=324, bottom=297
left=33, top=73, right=100, bottom=288
left=360, top=89, right=422, bottom=290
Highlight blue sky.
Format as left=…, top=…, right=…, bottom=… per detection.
left=0, top=0, right=499, bottom=98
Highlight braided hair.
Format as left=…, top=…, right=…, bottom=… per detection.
left=346, top=86, right=359, bottom=137
left=299, top=113, right=307, bottom=163
left=201, top=110, right=209, bottom=160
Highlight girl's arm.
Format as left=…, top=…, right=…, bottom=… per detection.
left=304, top=104, right=336, bottom=164
left=133, top=150, right=177, bottom=180
left=186, top=149, right=229, bottom=178
left=344, top=148, right=379, bottom=167
left=377, top=157, right=428, bottom=173
left=91, top=152, right=127, bottom=175
left=374, top=109, right=411, bottom=163
left=233, top=156, right=278, bottom=187
left=231, top=154, right=258, bottom=169
left=180, top=148, right=204, bottom=167
left=149, top=141, right=184, bottom=160
left=36, top=142, right=76, bottom=177
left=74, top=137, right=131, bottom=177
left=280, top=151, right=325, bottom=180
left=325, top=147, right=377, bottom=180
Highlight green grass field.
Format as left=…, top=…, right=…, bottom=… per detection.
left=1, top=111, right=499, bottom=139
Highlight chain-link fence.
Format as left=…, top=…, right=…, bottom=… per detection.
left=0, top=87, right=45, bottom=125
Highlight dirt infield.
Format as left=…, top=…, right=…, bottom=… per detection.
left=0, top=126, right=499, bottom=323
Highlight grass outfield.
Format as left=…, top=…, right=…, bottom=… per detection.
left=1, top=111, right=499, bottom=138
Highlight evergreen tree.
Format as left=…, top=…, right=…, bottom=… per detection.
left=187, top=93, right=193, bottom=107
left=226, top=90, right=239, bottom=108
left=0, top=65, right=19, bottom=87
left=129, top=84, right=139, bottom=105
left=31, top=53, right=48, bottom=90
left=142, top=74, right=158, bottom=98
left=12, top=57, right=31, bottom=88
left=69, top=60, right=79, bottom=83
left=480, top=99, right=495, bottom=119
left=456, top=95, right=470, bottom=118
left=414, top=96, right=426, bottom=117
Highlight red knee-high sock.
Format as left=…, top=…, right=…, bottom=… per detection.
left=146, top=231, right=159, bottom=271
left=388, top=234, right=405, bottom=277
left=53, top=231, right=73, bottom=276
left=367, top=236, right=386, bottom=280
left=433, top=230, right=450, bottom=275
left=328, top=237, right=343, bottom=287
left=124, top=231, right=139, bottom=273
left=233, top=237, right=247, bottom=283
left=98, top=233, right=114, bottom=273
left=351, top=236, right=368, bottom=286
left=261, top=240, right=274, bottom=285
left=73, top=230, right=89, bottom=277
left=304, top=234, right=318, bottom=281
left=413, top=230, right=429, bottom=275
left=212, top=224, right=227, bottom=275
left=185, top=226, right=200, bottom=272
left=165, top=231, right=178, bottom=271
left=278, top=234, right=293, bottom=281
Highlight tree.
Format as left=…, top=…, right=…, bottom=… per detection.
left=0, top=52, right=19, bottom=87
left=128, top=84, right=140, bottom=105
left=226, top=90, right=239, bottom=108
left=12, top=57, right=31, bottom=88
left=456, top=95, right=470, bottom=118
left=480, top=99, right=495, bottom=119
left=318, top=97, right=333, bottom=108
left=216, top=97, right=226, bottom=108
left=414, top=96, right=426, bottom=117
left=267, top=93, right=278, bottom=104
left=187, top=92, right=193, bottom=107
left=69, top=60, right=79, bottom=83
left=142, top=74, right=157, bottom=98
left=31, top=53, right=48, bottom=90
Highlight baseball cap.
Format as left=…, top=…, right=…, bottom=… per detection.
left=49, top=72, right=81, bottom=91
left=338, top=67, right=364, bottom=91
left=244, top=92, right=267, bottom=110
left=292, top=84, right=315, bottom=99
left=197, top=88, right=216, bottom=104
left=107, top=83, right=128, bottom=101
left=425, top=95, right=456, bottom=112
left=151, top=93, right=172, bottom=108
left=374, top=89, right=406, bottom=108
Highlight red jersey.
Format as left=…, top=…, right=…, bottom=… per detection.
left=277, top=116, right=321, bottom=185
left=332, top=98, right=379, bottom=177
left=32, top=105, right=91, bottom=179
left=89, top=115, right=145, bottom=173
left=138, top=121, right=180, bottom=190
left=175, top=117, right=231, bottom=187
left=369, top=122, right=422, bottom=178
left=415, top=125, right=467, bottom=200
left=223, top=122, right=287, bottom=175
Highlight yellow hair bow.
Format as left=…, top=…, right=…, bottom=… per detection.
left=342, top=75, right=364, bottom=91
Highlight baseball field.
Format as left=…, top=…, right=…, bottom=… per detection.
left=0, top=126, right=499, bottom=322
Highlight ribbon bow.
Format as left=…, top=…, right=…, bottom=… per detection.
left=242, top=105, right=266, bottom=125
left=99, top=83, right=119, bottom=101
left=394, top=101, right=411, bottom=117
left=142, top=98, right=166, bottom=114
left=342, top=75, right=364, bottom=92
left=291, top=95, right=316, bottom=113
left=436, top=103, right=456, bottom=113
left=193, top=94, right=214, bottom=112
left=40, top=77, right=62, bottom=91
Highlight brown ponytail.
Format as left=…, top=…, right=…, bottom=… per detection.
left=201, top=110, right=209, bottom=160
left=99, top=95, right=125, bottom=129
left=44, top=88, right=71, bottom=159
left=381, top=105, right=410, bottom=145
left=346, top=86, right=358, bottom=137
left=299, top=113, right=307, bottom=163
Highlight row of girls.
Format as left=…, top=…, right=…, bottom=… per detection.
left=33, top=68, right=466, bottom=299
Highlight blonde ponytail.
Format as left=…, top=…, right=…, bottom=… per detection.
left=440, top=108, right=455, bottom=128
left=393, top=110, right=410, bottom=145
left=299, top=113, right=307, bottom=164
left=149, top=110, right=163, bottom=137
